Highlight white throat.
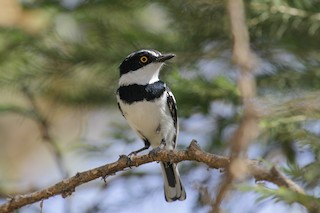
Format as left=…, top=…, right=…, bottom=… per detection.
left=119, top=63, right=163, bottom=86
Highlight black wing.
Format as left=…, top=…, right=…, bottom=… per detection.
left=116, top=89, right=125, bottom=117
left=166, top=86, right=178, bottom=145
left=117, top=101, right=125, bottom=117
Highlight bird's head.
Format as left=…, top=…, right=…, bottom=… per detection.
left=119, top=49, right=175, bottom=86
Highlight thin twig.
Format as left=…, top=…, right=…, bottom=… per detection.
left=21, top=86, right=69, bottom=178
left=211, top=0, right=259, bottom=212
left=0, top=140, right=304, bottom=213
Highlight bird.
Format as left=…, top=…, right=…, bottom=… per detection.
left=116, top=49, right=186, bottom=202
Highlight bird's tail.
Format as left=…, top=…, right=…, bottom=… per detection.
left=160, top=162, right=186, bottom=202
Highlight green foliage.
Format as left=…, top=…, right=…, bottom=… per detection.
left=240, top=185, right=320, bottom=212
left=0, top=104, right=36, bottom=119
left=169, top=71, right=238, bottom=116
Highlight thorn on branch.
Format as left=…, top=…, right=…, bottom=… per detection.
left=102, top=176, right=108, bottom=184
left=187, top=139, right=201, bottom=153
left=61, top=188, right=75, bottom=198
left=118, top=154, right=128, bottom=161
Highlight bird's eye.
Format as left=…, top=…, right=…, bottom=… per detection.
left=140, top=56, right=148, bottom=63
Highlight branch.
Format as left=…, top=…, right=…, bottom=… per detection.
left=0, top=140, right=303, bottom=213
left=21, top=86, right=69, bottom=178
left=211, top=0, right=259, bottom=211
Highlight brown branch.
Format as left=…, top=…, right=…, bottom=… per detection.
left=0, top=140, right=303, bottom=213
left=21, top=86, right=69, bottom=178
left=211, top=0, right=259, bottom=212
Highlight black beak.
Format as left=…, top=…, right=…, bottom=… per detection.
left=156, top=53, right=175, bottom=62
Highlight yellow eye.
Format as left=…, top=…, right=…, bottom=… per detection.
left=140, top=56, right=148, bottom=63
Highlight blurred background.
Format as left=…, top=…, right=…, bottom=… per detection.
left=0, top=0, right=320, bottom=212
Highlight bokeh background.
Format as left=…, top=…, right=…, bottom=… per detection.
left=0, top=0, right=320, bottom=212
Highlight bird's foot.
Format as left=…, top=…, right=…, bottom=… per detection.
left=149, top=140, right=166, bottom=161
left=150, top=146, right=161, bottom=154
left=149, top=147, right=161, bottom=161
left=128, top=151, right=137, bottom=159
left=126, top=151, right=139, bottom=166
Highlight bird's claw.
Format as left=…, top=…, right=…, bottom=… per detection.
left=149, top=146, right=163, bottom=161
left=149, top=146, right=160, bottom=155
left=127, top=151, right=137, bottom=160
left=149, top=139, right=167, bottom=161
left=127, top=152, right=139, bottom=167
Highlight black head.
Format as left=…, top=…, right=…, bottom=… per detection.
left=119, top=49, right=175, bottom=76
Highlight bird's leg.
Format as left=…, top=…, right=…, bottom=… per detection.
left=128, top=140, right=150, bottom=159
left=128, top=145, right=149, bottom=157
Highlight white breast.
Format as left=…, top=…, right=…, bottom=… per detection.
left=117, top=94, right=175, bottom=148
